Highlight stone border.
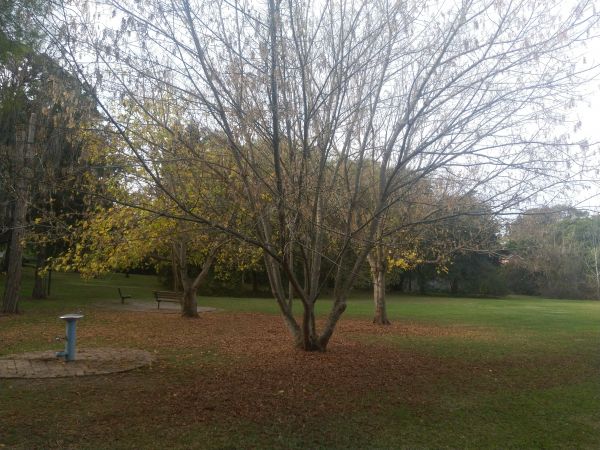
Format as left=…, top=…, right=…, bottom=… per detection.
left=0, top=348, right=155, bottom=379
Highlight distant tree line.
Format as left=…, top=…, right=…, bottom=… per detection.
left=503, top=207, right=600, bottom=299
left=71, top=200, right=600, bottom=302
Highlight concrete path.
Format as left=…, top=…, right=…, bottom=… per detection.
left=97, top=300, right=218, bottom=314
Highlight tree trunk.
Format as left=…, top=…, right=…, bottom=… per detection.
left=368, top=249, right=391, bottom=325
left=450, top=277, right=459, bottom=295
left=299, top=301, right=321, bottom=351
left=417, top=269, right=427, bottom=295
left=175, top=238, right=220, bottom=318
left=177, top=255, right=199, bottom=318
left=0, top=229, right=11, bottom=273
left=181, top=285, right=199, bottom=318
left=251, top=271, right=259, bottom=294
left=2, top=216, right=25, bottom=313
left=593, top=246, right=600, bottom=300
left=372, top=267, right=390, bottom=325
left=47, top=268, right=52, bottom=296
left=171, top=248, right=180, bottom=292
left=32, top=247, right=47, bottom=299
left=2, top=116, right=35, bottom=314
left=317, top=295, right=347, bottom=350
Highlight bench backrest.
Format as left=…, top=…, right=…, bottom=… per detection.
left=153, top=291, right=183, bottom=300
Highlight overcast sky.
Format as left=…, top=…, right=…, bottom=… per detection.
left=72, top=0, right=600, bottom=214
left=570, top=33, right=600, bottom=212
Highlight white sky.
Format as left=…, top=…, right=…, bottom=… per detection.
left=568, top=34, right=600, bottom=212
left=79, top=0, right=600, bottom=213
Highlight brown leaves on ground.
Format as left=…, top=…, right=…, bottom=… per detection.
left=1, top=310, right=496, bottom=427
left=2, top=308, right=581, bottom=444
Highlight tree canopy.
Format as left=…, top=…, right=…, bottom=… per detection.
left=4, top=0, right=596, bottom=348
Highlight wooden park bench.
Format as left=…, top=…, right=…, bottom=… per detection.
left=153, top=291, right=183, bottom=309
left=118, top=288, right=132, bottom=304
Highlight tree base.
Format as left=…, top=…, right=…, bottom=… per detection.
left=373, top=317, right=391, bottom=325
left=295, top=339, right=326, bottom=352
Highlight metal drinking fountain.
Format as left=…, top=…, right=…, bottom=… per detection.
left=56, top=314, right=84, bottom=362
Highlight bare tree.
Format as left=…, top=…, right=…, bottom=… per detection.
left=47, top=0, right=599, bottom=349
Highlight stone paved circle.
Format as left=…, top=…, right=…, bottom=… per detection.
left=0, top=348, right=155, bottom=379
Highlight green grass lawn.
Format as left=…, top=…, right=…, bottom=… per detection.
left=1, top=270, right=599, bottom=449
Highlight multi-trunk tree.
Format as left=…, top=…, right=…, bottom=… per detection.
left=48, top=0, right=599, bottom=349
